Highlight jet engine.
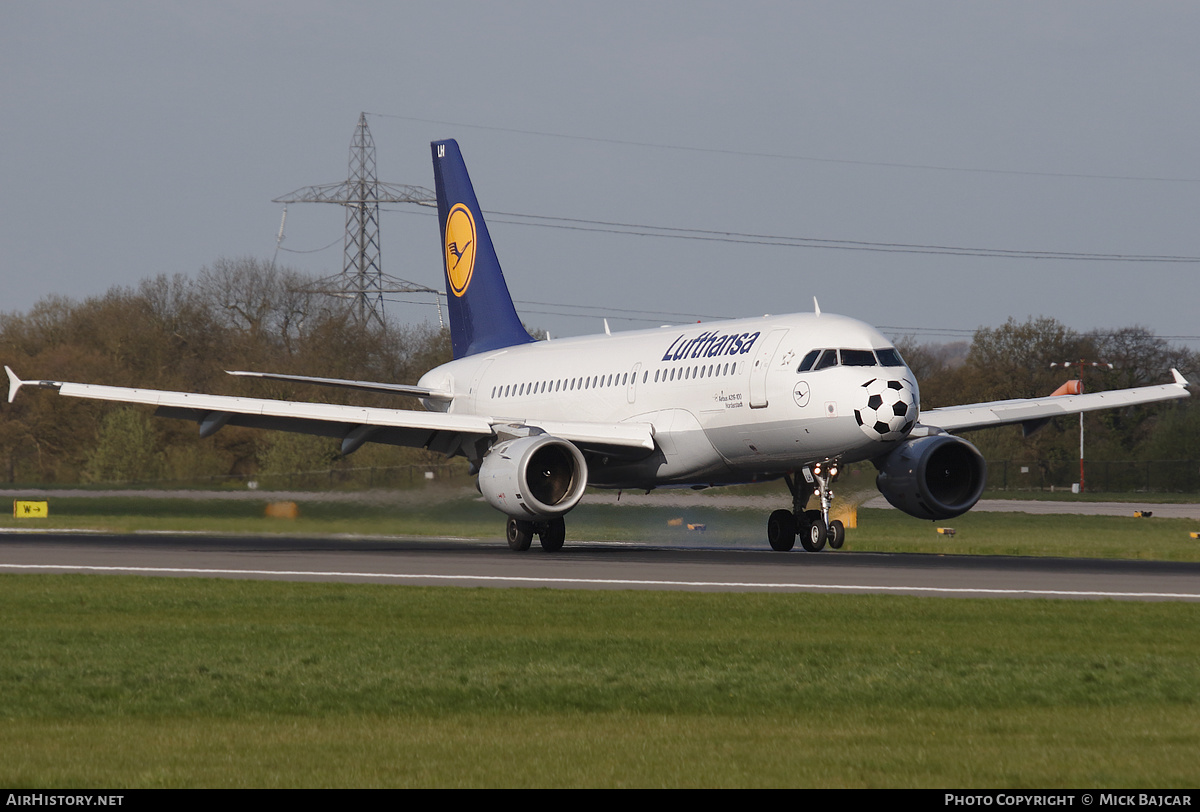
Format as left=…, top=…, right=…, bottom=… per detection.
left=874, top=434, right=987, bottom=520
left=477, top=434, right=589, bottom=519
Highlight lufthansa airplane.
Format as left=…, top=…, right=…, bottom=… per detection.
left=6, top=140, right=1193, bottom=552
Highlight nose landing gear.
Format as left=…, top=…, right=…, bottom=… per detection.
left=767, top=462, right=845, bottom=552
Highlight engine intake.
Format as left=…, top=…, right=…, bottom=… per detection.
left=874, top=434, right=987, bottom=520
left=478, top=434, right=588, bottom=519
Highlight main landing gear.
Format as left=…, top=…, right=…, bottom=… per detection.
left=767, top=462, right=846, bottom=552
left=506, top=516, right=567, bottom=552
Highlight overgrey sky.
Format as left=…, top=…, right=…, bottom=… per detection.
left=4, top=1, right=1199, bottom=348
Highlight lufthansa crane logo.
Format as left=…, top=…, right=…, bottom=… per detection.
left=444, top=203, right=476, bottom=297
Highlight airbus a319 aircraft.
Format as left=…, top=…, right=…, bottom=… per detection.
left=6, top=140, right=1192, bottom=552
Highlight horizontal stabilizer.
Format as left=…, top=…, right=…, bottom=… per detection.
left=226, top=370, right=451, bottom=401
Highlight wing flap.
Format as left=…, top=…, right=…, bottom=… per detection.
left=527, top=419, right=655, bottom=454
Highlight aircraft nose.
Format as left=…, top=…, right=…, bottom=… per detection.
left=852, top=375, right=919, bottom=443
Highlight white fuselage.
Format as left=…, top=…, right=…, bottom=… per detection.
left=418, top=312, right=920, bottom=489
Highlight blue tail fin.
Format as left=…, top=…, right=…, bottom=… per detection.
left=432, top=139, right=535, bottom=359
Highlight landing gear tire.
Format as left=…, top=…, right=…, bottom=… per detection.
left=506, top=517, right=534, bottom=551
left=538, top=517, right=566, bottom=552
left=767, top=509, right=796, bottom=552
left=801, top=516, right=827, bottom=552
left=828, top=519, right=845, bottom=550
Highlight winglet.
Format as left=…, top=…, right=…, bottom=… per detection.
left=1172, top=368, right=1190, bottom=387
left=5, top=366, right=20, bottom=403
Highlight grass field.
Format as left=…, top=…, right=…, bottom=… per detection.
left=3, top=491, right=1199, bottom=786
left=5, top=490, right=1200, bottom=561
left=2, top=575, right=1198, bottom=788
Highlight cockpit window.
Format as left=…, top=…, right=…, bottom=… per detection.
left=813, top=349, right=839, bottom=370
left=840, top=349, right=877, bottom=367
left=801, top=347, right=902, bottom=372
left=876, top=347, right=905, bottom=367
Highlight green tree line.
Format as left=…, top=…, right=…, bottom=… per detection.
left=1, top=258, right=452, bottom=485
left=898, top=317, right=1200, bottom=489
left=2, top=259, right=1197, bottom=490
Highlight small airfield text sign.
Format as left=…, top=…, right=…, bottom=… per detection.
left=13, top=500, right=48, bottom=518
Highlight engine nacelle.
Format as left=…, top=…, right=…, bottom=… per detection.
left=478, top=434, right=589, bottom=520
left=874, top=434, right=987, bottom=521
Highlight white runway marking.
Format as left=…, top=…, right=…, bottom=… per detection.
left=2, top=562, right=1197, bottom=600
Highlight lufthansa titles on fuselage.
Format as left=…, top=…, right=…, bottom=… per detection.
left=662, top=330, right=760, bottom=363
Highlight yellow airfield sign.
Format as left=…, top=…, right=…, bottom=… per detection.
left=13, top=500, right=49, bottom=518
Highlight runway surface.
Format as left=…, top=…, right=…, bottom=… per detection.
left=2, top=531, right=1199, bottom=601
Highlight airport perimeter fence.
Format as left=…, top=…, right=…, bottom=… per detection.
left=985, top=459, right=1200, bottom=493
left=242, top=462, right=471, bottom=491
left=8, top=459, right=1199, bottom=495
left=4, top=463, right=472, bottom=492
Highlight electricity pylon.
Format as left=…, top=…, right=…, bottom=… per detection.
left=273, top=113, right=438, bottom=326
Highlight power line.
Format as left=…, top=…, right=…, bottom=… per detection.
left=376, top=291, right=1200, bottom=345
left=367, top=112, right=1200, bottom=184
left=383, top=204, right=1200, bottom=264
left=487, top=210, right=1200, bottom=263
left=278, top=236, right=342, bottom=255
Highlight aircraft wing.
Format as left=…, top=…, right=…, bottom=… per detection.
left=4, top=367, right=655, bottom=459
left=919, top=369, right=1190, bottom=434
